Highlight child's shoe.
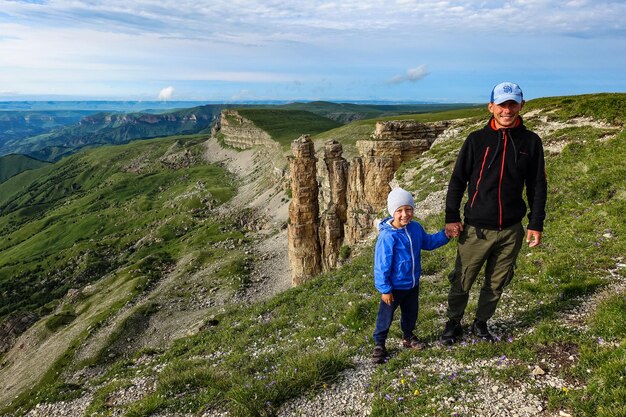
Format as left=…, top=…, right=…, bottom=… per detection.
left=402, top=335, right=425, bottom=350
left=371, top=344, right=387, bottom=364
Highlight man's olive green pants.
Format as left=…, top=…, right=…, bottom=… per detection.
left=447, top=223, right=524, bottom=323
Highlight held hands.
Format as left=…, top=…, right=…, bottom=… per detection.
left=445, top=222, right=463, bottom=239
left=445, top=223, right=542, bottom=247
left=381, top=293, right=394, bottom=306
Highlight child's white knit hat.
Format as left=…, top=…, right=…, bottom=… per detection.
left=387, top=187, right=415, bottom=216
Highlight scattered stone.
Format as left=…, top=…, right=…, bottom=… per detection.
left=532, top=365, right=546, bottom=376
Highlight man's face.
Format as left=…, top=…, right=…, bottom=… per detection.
left=392, top=205, right=413, bottom=228
left=488, top=99, right=525, bottom=129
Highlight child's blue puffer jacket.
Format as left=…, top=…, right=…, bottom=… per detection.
left=374, top=217, right=449, bottom=294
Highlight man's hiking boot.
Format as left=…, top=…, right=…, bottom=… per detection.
left=440, top=319, right=462, bottom=345
left=371, top=344, right=387, bottom=364
left=472, top=319, right=495, bottom=342
left=402, top=335, right=425, bottom=350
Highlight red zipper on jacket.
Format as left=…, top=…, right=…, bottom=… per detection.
left=470, top=147, right=490, bottom=207
left=498, top=131, right=509, bottom=229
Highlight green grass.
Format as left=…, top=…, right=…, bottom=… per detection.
left=313, top=106, right=485, bottom=150
left=0, top=134, right=245, bottom=321
left=0, top=134, right=254, bottom=414
left=0, top=154, right=51, bottom=183
left=524, top=93, right=626, bottom=124
left=235, top=108, right=342, bottom=148
left=277, top=101, right=481, bottom=124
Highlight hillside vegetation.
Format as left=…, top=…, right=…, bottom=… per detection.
left=234, top=108, right=342, bottom=148
left=278, top=101, right=480, bottom=124
left=313, top=106, right=486, bottom=154
left=0, top=154, right=50, bottom=183
left=1, top=94, right=625, bottom=417
left=0, top=134, right=247, bottom=325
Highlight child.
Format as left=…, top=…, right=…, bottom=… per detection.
left=372, top=187, right=451, bottom=364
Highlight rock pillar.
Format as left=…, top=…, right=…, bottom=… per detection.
left=318, top=140, right=349, bottom=271
left=323, top=140, right=349, bottom=223
left=288, top=120, right=449, bottom=280
left=343, top=157, right=375, bottom=245
left=288, top=135, right=322, bottom=285
left=319, top=208, right=343, bottom=272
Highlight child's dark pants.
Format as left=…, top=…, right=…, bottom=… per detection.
left=373, top=286, right=419, bottom=346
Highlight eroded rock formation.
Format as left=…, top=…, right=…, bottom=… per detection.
left=318, top=140, right=349, bottom=271
left=288, top=120, right=449, bottom=285
left=288, top=135, right=322, bottom=285
left=219, top=110, right=276, bottom=150
left=344, top=157, right=375, bottom=245
left=322, top=140, right=349, bottom=223
left=0, top=312, right=38, bottom=354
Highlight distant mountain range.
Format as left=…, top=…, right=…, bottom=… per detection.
left=0, top=105, right=230, bottom=162
left=0, top=110, right=95, bottom=145
left=0, top=100, right=213, bottom=111
left=0, top=101, right=479, bottom=180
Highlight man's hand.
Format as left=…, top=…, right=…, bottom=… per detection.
left=381, top=293, right=394, bottom=306
left=526, top=229, right=542, bottom=247
left=445, top=222, right=463, bottom=238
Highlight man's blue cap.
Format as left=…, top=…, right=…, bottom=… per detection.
left=490, top=82, right=523, bottom=104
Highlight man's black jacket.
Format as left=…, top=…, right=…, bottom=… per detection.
left=445, top=117, right=547, bottom=231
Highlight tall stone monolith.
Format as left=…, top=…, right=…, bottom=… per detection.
left=344, top=157, right=375, bottom=245
left=288, top=135, right=322, bottom=285
left=318, top=140, right=349, bottom=271
left=323, top=140, right=349, bottom=223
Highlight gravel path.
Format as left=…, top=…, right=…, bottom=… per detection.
left=277, top=356, right=376, bottom=417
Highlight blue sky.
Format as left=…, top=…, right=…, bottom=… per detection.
left=1, top=0, right=625, bottom=103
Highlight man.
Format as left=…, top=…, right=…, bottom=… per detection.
left=441, top=81, right=547, bottom=344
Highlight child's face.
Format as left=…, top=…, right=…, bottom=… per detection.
left=392, top=205, right=414, bottom=228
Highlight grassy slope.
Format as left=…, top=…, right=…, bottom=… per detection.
left=0, top=133, right=259, bottom=409
left=0, top=134, right=243, bottom=321
left=2, top=94, right=625, bottom=416
left=313, top=106, right=486, bottom=152
left=234, top=109, right=342, bottom=148
left=0, top=154, right=50, bottom=183
left=278, top=101, right=480, bottom=123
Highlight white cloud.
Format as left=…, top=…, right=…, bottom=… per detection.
left=158, top=86, right=175, bottom=101
left=390, top=65, right=430, bottom=84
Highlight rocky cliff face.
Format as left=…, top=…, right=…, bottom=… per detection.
left=288, top=120, right=449, bottom=283
left=0, top=312, right=38, bottom=354
left=79, top=112, right=206, bottom=126
left=219, top=110, right=277, bottom=150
